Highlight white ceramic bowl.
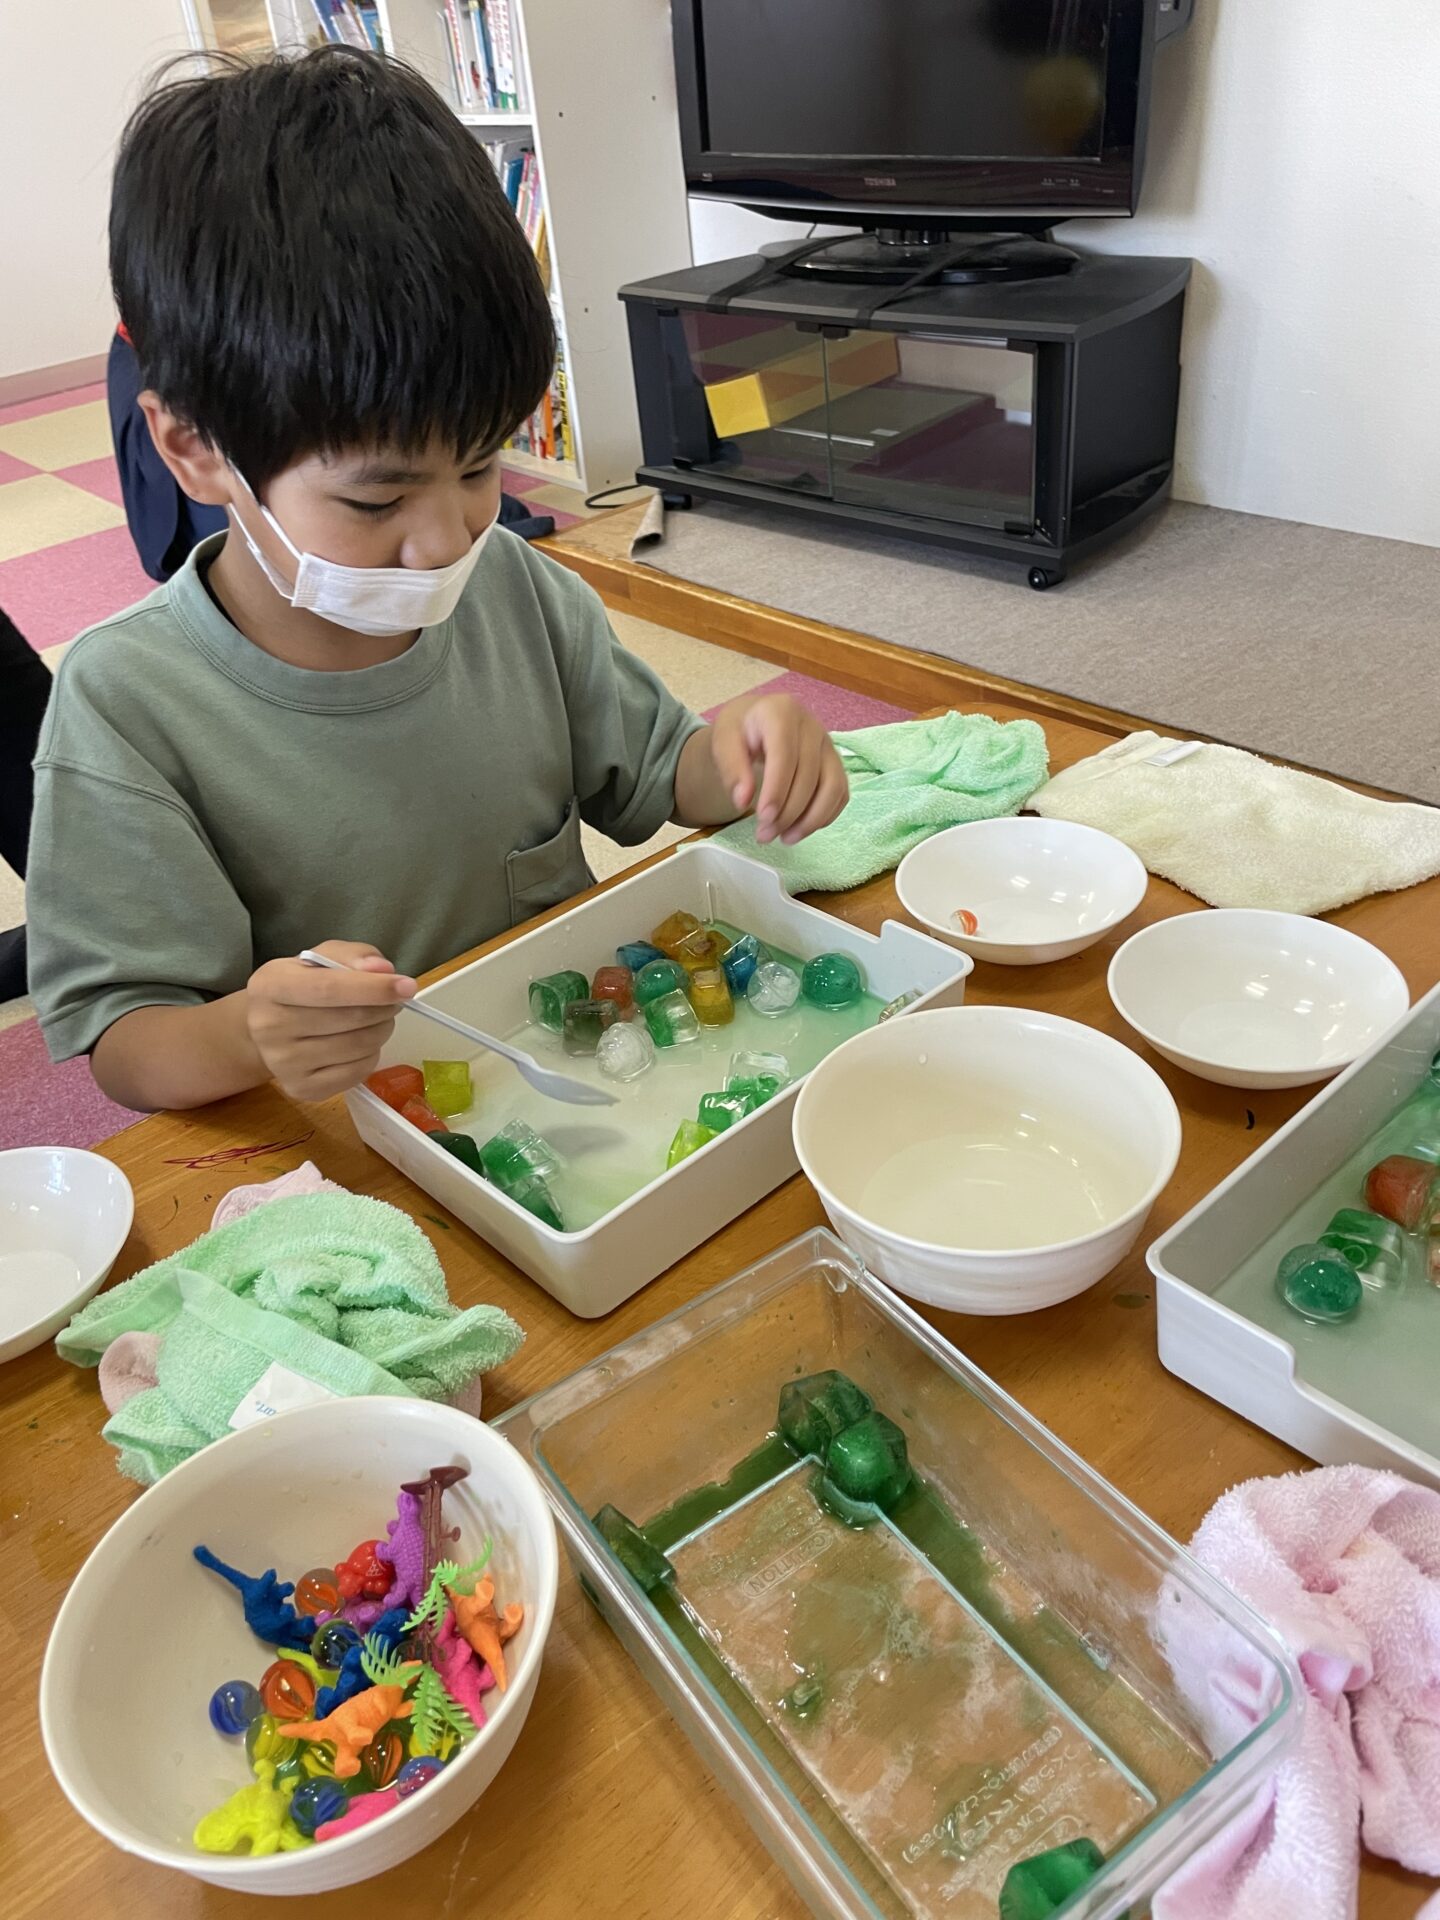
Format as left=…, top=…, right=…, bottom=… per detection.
left=40, top=1396, right=558, bottom=1894
left=1107, top=909, right=1410, bottom=1090
left=792, top=1006, right=1181, bottom=1314
left=896, top=817, right=1149, bottom=966
left=0, top=1146, right=134, bottom=1363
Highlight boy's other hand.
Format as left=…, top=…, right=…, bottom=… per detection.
left=701, top=694, right=849, bottom=844
left=246, top=940, right=417, bottom=1102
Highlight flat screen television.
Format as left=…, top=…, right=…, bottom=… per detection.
left=673, top=0, right=1190, bottom=229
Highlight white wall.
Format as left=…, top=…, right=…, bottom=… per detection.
left=690, top=3, right=1440, bottom=549
left=0, top=1, right=193, bottom=381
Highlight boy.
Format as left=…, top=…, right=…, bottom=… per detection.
left=27, top=50, right=846, bottom=1114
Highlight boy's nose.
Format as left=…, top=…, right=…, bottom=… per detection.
left=402, top=505, right=486, bottom=570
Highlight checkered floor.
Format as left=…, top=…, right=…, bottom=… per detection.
left=0, top=378, right=911, bottom=1149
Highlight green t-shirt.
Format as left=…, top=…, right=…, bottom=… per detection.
left=28, top=528, right=703, bottom=1062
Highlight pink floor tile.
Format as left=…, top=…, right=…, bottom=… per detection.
left=501, top=468, right=547, bottom=496
left=55, top=454, right=126, bottom=507
left=0, top=1016, right=142, bottom=1152
left=0, top=524, right=154, bottom=653
left=706, top=669, right=915, bottom=732
left=0, top=449, right=38, bottom=485
left=0, top=380, right=107, bottom=429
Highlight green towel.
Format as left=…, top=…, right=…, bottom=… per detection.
left=59, top=1192, right=525, bottom=1485
left=713, top=710, right=1049, bottom=893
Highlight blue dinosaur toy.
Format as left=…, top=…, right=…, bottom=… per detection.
left=194, top=1545, right=317, bottom=1652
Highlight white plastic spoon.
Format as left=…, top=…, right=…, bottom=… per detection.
left=298, top=949, right=617, bottom=1107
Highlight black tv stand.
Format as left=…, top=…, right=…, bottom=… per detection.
left=620, top=250, right=1192, bottom=588
left=764, top=228, right=1080, bottom=288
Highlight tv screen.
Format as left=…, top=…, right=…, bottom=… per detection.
left=700, top=0, right=1112, bottom=161
left=675, top=0, right=1154, bottom=223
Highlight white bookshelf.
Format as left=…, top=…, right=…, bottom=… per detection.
left=188, top=2, right=693, bottom=497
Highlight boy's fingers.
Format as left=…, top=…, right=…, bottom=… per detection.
left=751, top=724, right=799, bottom=839
left=311, top=940, right=395, bottom=973
left=265, top=959, right=416, bottom=1009
left=265, top=1002, right=401, bottom=1037
left=772, top=733, right=823, bottom=835
left=780, top=757, right=849, bottom=845
left=709, top=721, right=757, bottom=811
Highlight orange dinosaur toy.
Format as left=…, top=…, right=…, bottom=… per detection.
left=287, top=1670, right=418, bottom=1778
left=446, top=1574, right=523, bottom=1691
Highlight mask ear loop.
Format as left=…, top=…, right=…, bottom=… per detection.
left=228, top=463, right=306, bottom=572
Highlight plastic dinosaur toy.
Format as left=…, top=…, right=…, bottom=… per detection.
left=194, top=1545, right=316, bottom=1652
left=311, top=1605, right=408, bottom=1720
left=433, top=1606, right=495, bottom=1728
left=286, top=1636, right=419, bottom=1778
left=193, top=1758, right=307, bottom=1855
left=404, top=1543, right=493, bottom=1636
left=315, top=1786, right=401, bottom=1841
left=446, top=1573, right=523, bottom=1692
left=379, top=1466, right=468, bottom=1621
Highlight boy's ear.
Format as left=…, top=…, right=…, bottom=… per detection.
left=137, top=392, right=234, bottom=507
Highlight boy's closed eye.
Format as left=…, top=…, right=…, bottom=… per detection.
left=334, top=457, right=498, bottom=518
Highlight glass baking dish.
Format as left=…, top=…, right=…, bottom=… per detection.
left=496, top=1231, right=1300, bottom=1919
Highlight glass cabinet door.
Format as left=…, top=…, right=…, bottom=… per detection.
left=819, top=331, right=1037, bottom=531
left=674, top=313, right=834, bottom=498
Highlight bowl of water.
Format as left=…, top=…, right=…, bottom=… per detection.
left=0, top=1147, right=134, bottom=1364
left=792, top=1007, right=1182, bottom=1313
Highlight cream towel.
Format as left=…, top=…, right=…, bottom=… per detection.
left=1030, top=732, right=1440, bottom=915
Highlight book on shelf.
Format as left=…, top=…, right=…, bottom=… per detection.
left=438, top=3, right=527, bottom=114
left=483, top=140, right=546, bottom=273
left=509, top=335, right=571, bottom=468
left=309, top=1, right=381, bottom=50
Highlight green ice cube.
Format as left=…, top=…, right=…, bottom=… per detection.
left=777, top=1370, right=873, bottom=1459
left=592, top=1505, right=675, bottom=1594
left=998, top=1837, right=1106, bottom=1920
left=821, top=1410, right=912, bottom=1513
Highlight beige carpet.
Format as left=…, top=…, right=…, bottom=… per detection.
left=636, top=498, right=1440, bottom=804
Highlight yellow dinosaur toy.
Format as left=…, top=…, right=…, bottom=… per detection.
left=193, top=1758, right=307, bottom=1855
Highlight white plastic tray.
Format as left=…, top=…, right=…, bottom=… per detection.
left=345, top=843, right=971, bottom=1316
left=1148, top=982, right=1440, bottom=1488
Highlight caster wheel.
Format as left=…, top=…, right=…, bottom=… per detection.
left=661, top=491, right=694, bottom=511
left=1027, top=565, right=1066, bottom=592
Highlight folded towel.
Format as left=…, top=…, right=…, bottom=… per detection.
left=210, top=1159, right=341, bottom=1230
left=1155, top=1465, right=1440, bottom=1920
left=713, top=710, right=1049, bottom=893
left=59, top=1192, right=524, bottom=1483
left=1031, top=731, right=1440, bottom=917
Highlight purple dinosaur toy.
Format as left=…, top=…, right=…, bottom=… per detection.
left=376, top=1489, right=426, bottom=1615
left=434, top=1607, right=494, bottom=1729
left=193, top=1545, right=316, bottom=1652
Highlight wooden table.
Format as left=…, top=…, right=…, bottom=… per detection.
left=4, top=699, right=1436, bottom=1920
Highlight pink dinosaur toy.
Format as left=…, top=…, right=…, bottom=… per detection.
left=435, top=1608, right=494, bottom=1729
left=315, top=1787, right=401, bottom=1842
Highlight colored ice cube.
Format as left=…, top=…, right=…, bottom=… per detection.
left=562, top=997, right=618, bottom=1056
left=528, top=969, right=589, bottom=1034
left=590, top=965, right=635, bottom=1019
left=778, top=1370, right=873, bottom=1458
left=644, top=989, right=701, bottom=1048
left=508, top=1174, right=565, bottom=1231
left=1320, top=1207, right=1406, bottom=1289
left=820, top=1410, right=912, bottom=1513
left=746, top=960, right=802, bottom=1018
left=399, top=1096, right=447, bottom=1134
left=688, top=965, right=734, bottom=1027
left=801, top=950, right=864, bottom=1009
left=999, top=1838, right=1106, bottom=1920
left=719, top=931, right=766, bottom=995
left=675, top=927, right=727, bottom=973
left=596, top=1020, right=656, bottom=1083
left=697, top=1087, right=759, bottom=1134
left=633, top=957, right=688, bottom=1007
left=878, top=989, right=922, bottom=1023
left=422, top=1058, right=473, bottom=1117
left=1365, top=1154, right=1437, bottom=1232
left=1277, top=1244, right=1364, bottom=1323
left=431, top=1131, right=484, bottom=1176
left=365, top=1064, right=424, bottom=1111
left=666, top=1119, right=715, bottom=1167
left=616, top=940, right=665, bottom=972
left=477, top=1120, right=563, bottom=1185
left=592, top=1505, right=675, bottom=1593
left=727, top=1049, right=791, bottom=1097
left=650, top=910, right=703, bottom=959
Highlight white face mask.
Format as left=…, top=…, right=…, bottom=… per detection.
left=228, top=467, right=495, bottom=638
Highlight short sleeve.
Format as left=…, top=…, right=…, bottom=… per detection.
left=554, top=571, right=705, bottom=845
left=27, top=764, right=254, bottom=1062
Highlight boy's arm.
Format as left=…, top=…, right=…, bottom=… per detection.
left=674, top=693, right=849, bottom=845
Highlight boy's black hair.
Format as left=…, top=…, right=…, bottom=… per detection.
left=111, top=47, right=555, bottom=487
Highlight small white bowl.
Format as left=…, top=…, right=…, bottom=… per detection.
left=0, top=1146, right=134, bottom=1363
left=41, top=1396, right=558, bottom=1893
left=1107, top=909, right=1410, bottom=1090
left=896, top=817, right=1148, bottom=966
left=792, top=1006, right=1181, bottom=1314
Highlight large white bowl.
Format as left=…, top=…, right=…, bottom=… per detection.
left=0, top=1146, right=134, bottom=1363
left=40, top=1396, right=558, bottom=1894
left=1107, top=909, right=1410, bottom=1090
left=792, top=1006, right=1181, bottom=1314
left=896, top=817, right=1149, bottom=966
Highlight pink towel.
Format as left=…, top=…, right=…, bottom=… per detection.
left=210, top=1160, right=343, bottom=1229
left=1155, top=1465, right=1440, bottom=1920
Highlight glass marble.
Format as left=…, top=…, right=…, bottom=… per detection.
left=422, top=1058, right=473, bottom=1118
left=746, top=960, right=802, bottom=1018
left=666, top=1119, right=715, bottom=1167
left=432, top=1131, right=485, bottom=1176
left=593, top=1503, right=676, bottom=1594
left=719, top=931, right=766, bottom=996
left=1277, top=1244, right=1364, bottom=1323
left=650, top=909, right=703, bottom=959
left=616, top=940, right=666, bottom=972
left=361, top=1728, right=407, bottom=1789
left=878, top=989, right=922, bottom=1023
left=395, top=1755, right=446, bottom=1799
left=259, top=1657, right=317, bottom=1721
left=633, top=957, right=688, bottom=1007
left=801, top=950, right=864, bottom=1010
left=289, top=1777, right=351, bottom=1840
left=1320, top=1207, right=1406, bottom=1290
left=365, top=1064, right=424, bottom=1111
left=313, top=1620, right=361, bottom=1669
left=590, top=965, right=635, bottom=1019
left=998, top=1838, right=1105, bottom=1920
left=596, top=1021, right=656, bottom=1083
left=562, top=997, right=618, bottom=1056
left=528, top=968, right=589, bottom=1034
left=687, top=965, right=734, bottom=1028
left=208, top=1679, right=262, bottom=1736
left=294, top=1567, right=342, bottom=1616
left=778, top=1370, right=873, bottom=1459
left=399, top=1096, right=447, bottom=1135
left=245, top=1711, right=298, bottom=1770
left=697, top=1088, right=759, bottom=1134
left=644, top=988, right=701, bottom=1049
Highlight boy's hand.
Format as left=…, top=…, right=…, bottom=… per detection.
left=696, top=694, right=849, bottom=844
left=245, top=940, right=417, bottom=1102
